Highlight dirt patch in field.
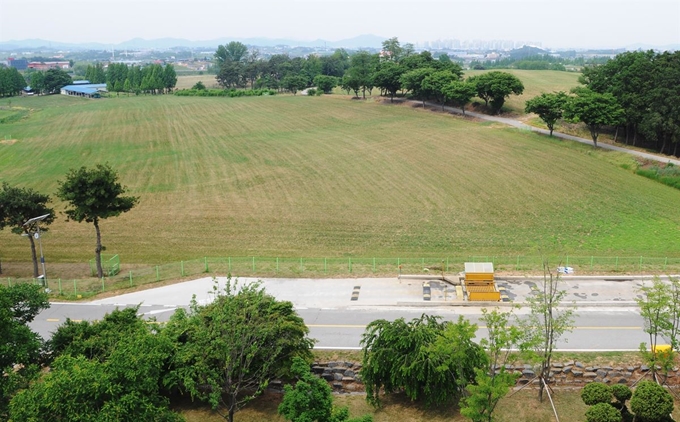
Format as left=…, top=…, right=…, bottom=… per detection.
left=0, top=139, right=17, bottom=145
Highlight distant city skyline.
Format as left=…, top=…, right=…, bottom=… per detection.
left=1, top=0, right=678, bottom=50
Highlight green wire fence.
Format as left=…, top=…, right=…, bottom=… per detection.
left=4, top=255, right=680, bottom=300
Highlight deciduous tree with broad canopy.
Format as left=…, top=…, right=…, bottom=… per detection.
left=372, top=61, right=404, bottom=102
left=57, top=164, right=138, bottom=279
left=468, top=71, right=524, bottom=114
left=563, top=88, right=625, bottom=147
left=282, top=75, right=308, bottom=95
left=421, top=70, right=460, bottom=110
left=443, top=80, right=477, bottom=115
left=400, top=67, right=435, bottom=107
left=524, top=91, right=569, bottom=136
left=0, top=284, right=49, bottom=419
left=360, top=314, right=485, bottom=407
left=0, top=183, right=55, bottom=278
left=164, top=279, right=314, bottom=422
left=10, top=307, right=183, bottom=422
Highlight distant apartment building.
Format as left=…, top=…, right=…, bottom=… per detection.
left=7, top=58, right=28, bottom=70
left=27, top=61, right=70, bottom=70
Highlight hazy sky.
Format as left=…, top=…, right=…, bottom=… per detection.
left=1, top=0, right=679, bottom=49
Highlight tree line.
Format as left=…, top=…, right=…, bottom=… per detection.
left=579, top=50, right=680, bottom=156
left=102, top=62, right=177, bottom=95
left=210, top=38, right=525, bottom=115
left=524, top=50, right=680, bottom=156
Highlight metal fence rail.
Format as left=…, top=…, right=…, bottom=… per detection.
left=4, top=255, right=680, bottom=300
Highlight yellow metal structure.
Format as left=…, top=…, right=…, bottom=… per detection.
left=464, top=262, right=500, bottom=301
left=652, top=344, right=672, bottom=357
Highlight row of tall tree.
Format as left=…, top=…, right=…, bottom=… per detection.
left=0, top=67, right=26, bottom=97
left=104, top=63, right=177, bottom=95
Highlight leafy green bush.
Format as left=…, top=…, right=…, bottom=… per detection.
left=581, top=382, right=612, bottom=406
left=306, top=88, right=316, bottom=96
left=191, top=81, right=206, bottom=90
left=585, top=403, right=622, bottom=422
left=611, top=384, right=632, bottom=404
left=279, top=357, right=372, bottom=422
left=174, top=88, right=276, bottom=97
left=630, top=381, right=673, bottom=422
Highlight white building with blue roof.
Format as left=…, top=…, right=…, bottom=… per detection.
left=60, top=83, right=107, bottom=98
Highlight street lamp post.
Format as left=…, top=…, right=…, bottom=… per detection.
left=23, top=214, right=51, bottom=285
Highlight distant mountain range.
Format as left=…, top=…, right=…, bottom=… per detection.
left=0, top=35, right=388, bottom=51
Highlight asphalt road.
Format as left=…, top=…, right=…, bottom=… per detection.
left=29, top=275, right=660, bottom=351
left=31, top=303, right=649, bottom=351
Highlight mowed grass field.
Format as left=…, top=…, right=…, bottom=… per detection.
left=1, top=88, right=679, bottom=265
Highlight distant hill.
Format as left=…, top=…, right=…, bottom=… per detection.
left=507, top=45, right=549, bottom=59
left=0, top=34, right=387, bottom=51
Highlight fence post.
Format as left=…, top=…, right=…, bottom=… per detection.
left=446, top=257, right=449, bottom=272
left=300, top=257, right=303, bottom=272
left=349, top=257, right=352, bottom=274
left=58, top=278, right=62, bottom=295
left=74, top=279, right=77, bottom=297
left=7, top=278, right=11, bottom=287
left=422, top=257, right=424, bottom=267
left=228, top=257, right=231, bottom=272
left=566, top=255, right=569, bottom=266
left=102, top=278, right=105, bottom=292
left=324, top=258, right=327, bottom=274
left=156, top=266, right=159, bottom=282
left=664, top=257, right=668, bottom=271
left=590, top=256, right=594, bottom=271
left=397, top=257, right=400, bottom=267
left=639, top=256, right=643, bottom=273
left=615, top=257, right=618, bottom=270
left=129, top=271, right=133, bottom=287
left=276, top=257, right=279, bottom=273
left=181, top=261, right=185, bottom=277
left=373, top=258, right=376, bottom=273
left=516, top=255, right=520, bottom=270
left=204, top=257, right=208, bottom=273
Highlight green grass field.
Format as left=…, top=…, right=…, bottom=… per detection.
left=1, top=87, right=679, bottom=266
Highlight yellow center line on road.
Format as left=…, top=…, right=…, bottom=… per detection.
left=307, top=324, right=367, bottom=328
left=43, top=320, right=642, bottom=330
left=307, top=325, right=643, bottom=330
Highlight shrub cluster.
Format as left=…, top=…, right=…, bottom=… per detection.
left=636, top=164, right=680, bottom=190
